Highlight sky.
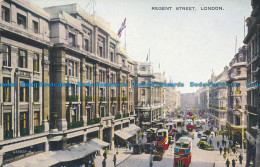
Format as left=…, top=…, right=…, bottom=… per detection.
left=30, top=0, right=252, bottom=93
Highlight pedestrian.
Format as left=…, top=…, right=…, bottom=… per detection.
left=215, top=131, right=217, bottom=137
left=222, top=139, right=225, bottom=146
left=220, top=147, right=223, bottom=155
left=239, top=154, right=242, bottom=164
left=228, top=147, right=231, bottom=154
left=113, top=154, right=117, bottom=167
left=103, top=150, right=107, bottom=159
left=149, top=153, right=153, bottom=167
left=217, top=140, right=220, bottom=148
left=232, top=159, right=236, bottom=167
left=126, top=142, right=129, bottom=151
left=226, top=158, right=230, bottom=167
left=222, top=133, right=225, bottom=139
left=223, top=153, right=227, bottom=160
left=92, top=161, right=96, bottom=167
left=224, top=140, right=227, bottom=146
left=102, top=159, right=106, bottom=167
left=209, top=138, right=212, bottom=145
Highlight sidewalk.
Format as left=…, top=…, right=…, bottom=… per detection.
left=94, top=147, right=133, bottom=167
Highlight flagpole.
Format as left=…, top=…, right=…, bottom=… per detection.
left=125, top=22, right=126, bottom=49
left=149, top=47, right=150, bottom=64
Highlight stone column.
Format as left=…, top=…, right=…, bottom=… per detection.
left=42, top=48, right=50, bottom=132
left=45, top=140, right=49, bottom=152
left=52, top=49, right=67, bottom=131
left=94, top=64, right=100, bottom=117
left=99, top=126, right=103, bottom=140
left=94, top=27, right=98, bottom=55
left=81, top=58, right=87, bottom=126
left=107, top=68, right=111, bottom=116
left=118, top=72, right=122, bottom=114
left=255, top=129, right=260, bottom=166
left=111, top=125, right=115, bottom=149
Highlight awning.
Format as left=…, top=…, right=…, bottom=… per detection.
left=123, top=124, right=140, bottom=135
left=114, top=124, right=141, bottom=140
left=4, top=152, right=60, bottom=167
left=51, top=138, right=109, bottom=162
left=5, top=138, right=109, bottom=166
left=115, top=130, right=132, bottom=140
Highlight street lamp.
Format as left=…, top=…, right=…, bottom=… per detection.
left=241, top=110, right=245, bottom=158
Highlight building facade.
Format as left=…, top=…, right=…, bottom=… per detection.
left=0, top=0, right=51, bottom=165
left=209, top=67, right=228, bottom=131
left=0, top=2, right=140, bottom=166
left=244, top=0, right=260, bottom=166
left=134, top=62, right=164, bottom=128
left=226, top=46, right=247, bottom=148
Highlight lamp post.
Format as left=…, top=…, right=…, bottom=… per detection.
left=241, top=110, right=245, bottom=158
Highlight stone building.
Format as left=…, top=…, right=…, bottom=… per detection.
left=0, top=0, right=51, bottom=165
left=209, top=67, right=228, bottom=131
left=133, top=62, right=164, bottom=128
left=226, top=46, right=247, bottom=148
left=0, top=2, right=139, bottom=166
left=244, top=0, right=260, bottom=166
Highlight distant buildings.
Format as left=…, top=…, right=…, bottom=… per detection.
left=180, top=93, right=196, bottom=110
left=209, top=67, right=228, bottom=131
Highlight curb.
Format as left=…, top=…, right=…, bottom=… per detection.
left=115, top=153, right=132, bottom=167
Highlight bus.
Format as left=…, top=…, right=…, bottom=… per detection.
left=173, top=119, right=184, bottom=128
left=174, top=137, right=192, bottom=167
left=156, top=129, right=169, bottom=150
left=165, top=122, right=175, bottom=143
left=155, top=122, right=164, bottom=129
left=147, top=128, right=158, bottom=143
left=186, top=119, right=194, bottom=132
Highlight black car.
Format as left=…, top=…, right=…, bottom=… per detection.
left=145, top=143, right=155, bottom=154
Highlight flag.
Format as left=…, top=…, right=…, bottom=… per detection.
left=158, top=63, right=160, bottom=69
left=146, top=54, right=149, bottom=62
left=117, top=18, right=126, bottom=37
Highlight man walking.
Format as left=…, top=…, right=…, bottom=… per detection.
left=113, top=154, right=117, bottom=167
left=239, top=154, right=243, bottom=164
left=220, top=147, right=223, bottom=155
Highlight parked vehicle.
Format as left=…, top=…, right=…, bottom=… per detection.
left=145, top=142, right=155, bottom=154
left=133, top=144, right=143, bottom=154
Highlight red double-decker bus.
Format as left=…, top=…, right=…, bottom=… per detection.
left=174, top=137, right=192, bottom=167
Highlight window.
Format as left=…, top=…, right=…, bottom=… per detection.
left=75, top=62, right=78, bottom=77
left=65, top=59, right=68, bottom=75
left=33, top=81, right=39, bottom=102
left=3, top=44, right=11, bottom=67
left=122, top=59, right=125, bottom=67
left=20, top=80, right=29, bottom=102
left=20, top=112, right=29, bottom=136
left=141, top=89, right=145, bottom=96
left=84, top=39, right=89, bottom=51
left=33, top=21, right=39, bottom=34
left=33, top=53, right=39, bottom=72
left=69, top=33, right=76, bottom=47
left=110, top=52, right=114, bottom=62
left=18, top=49, right=27, bottom=68
left=17, top=13, right=26, bottom=29
left=99, top=46, right=103, bottom=57
left=3, top=78, right=11, bottom=102
left=2, top=6, right=10, bottom=22
left=34, top=112, right=40, bottom=126
left=4, top=113, right=12, bottom=132
left=237, top=68, right=241, bottom=76
left=141, top=66, right=146, bottom=71
left=68, top=61, right=74, bottom=76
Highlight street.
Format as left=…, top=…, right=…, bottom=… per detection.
left=116, top=124, right=246, bottom=167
